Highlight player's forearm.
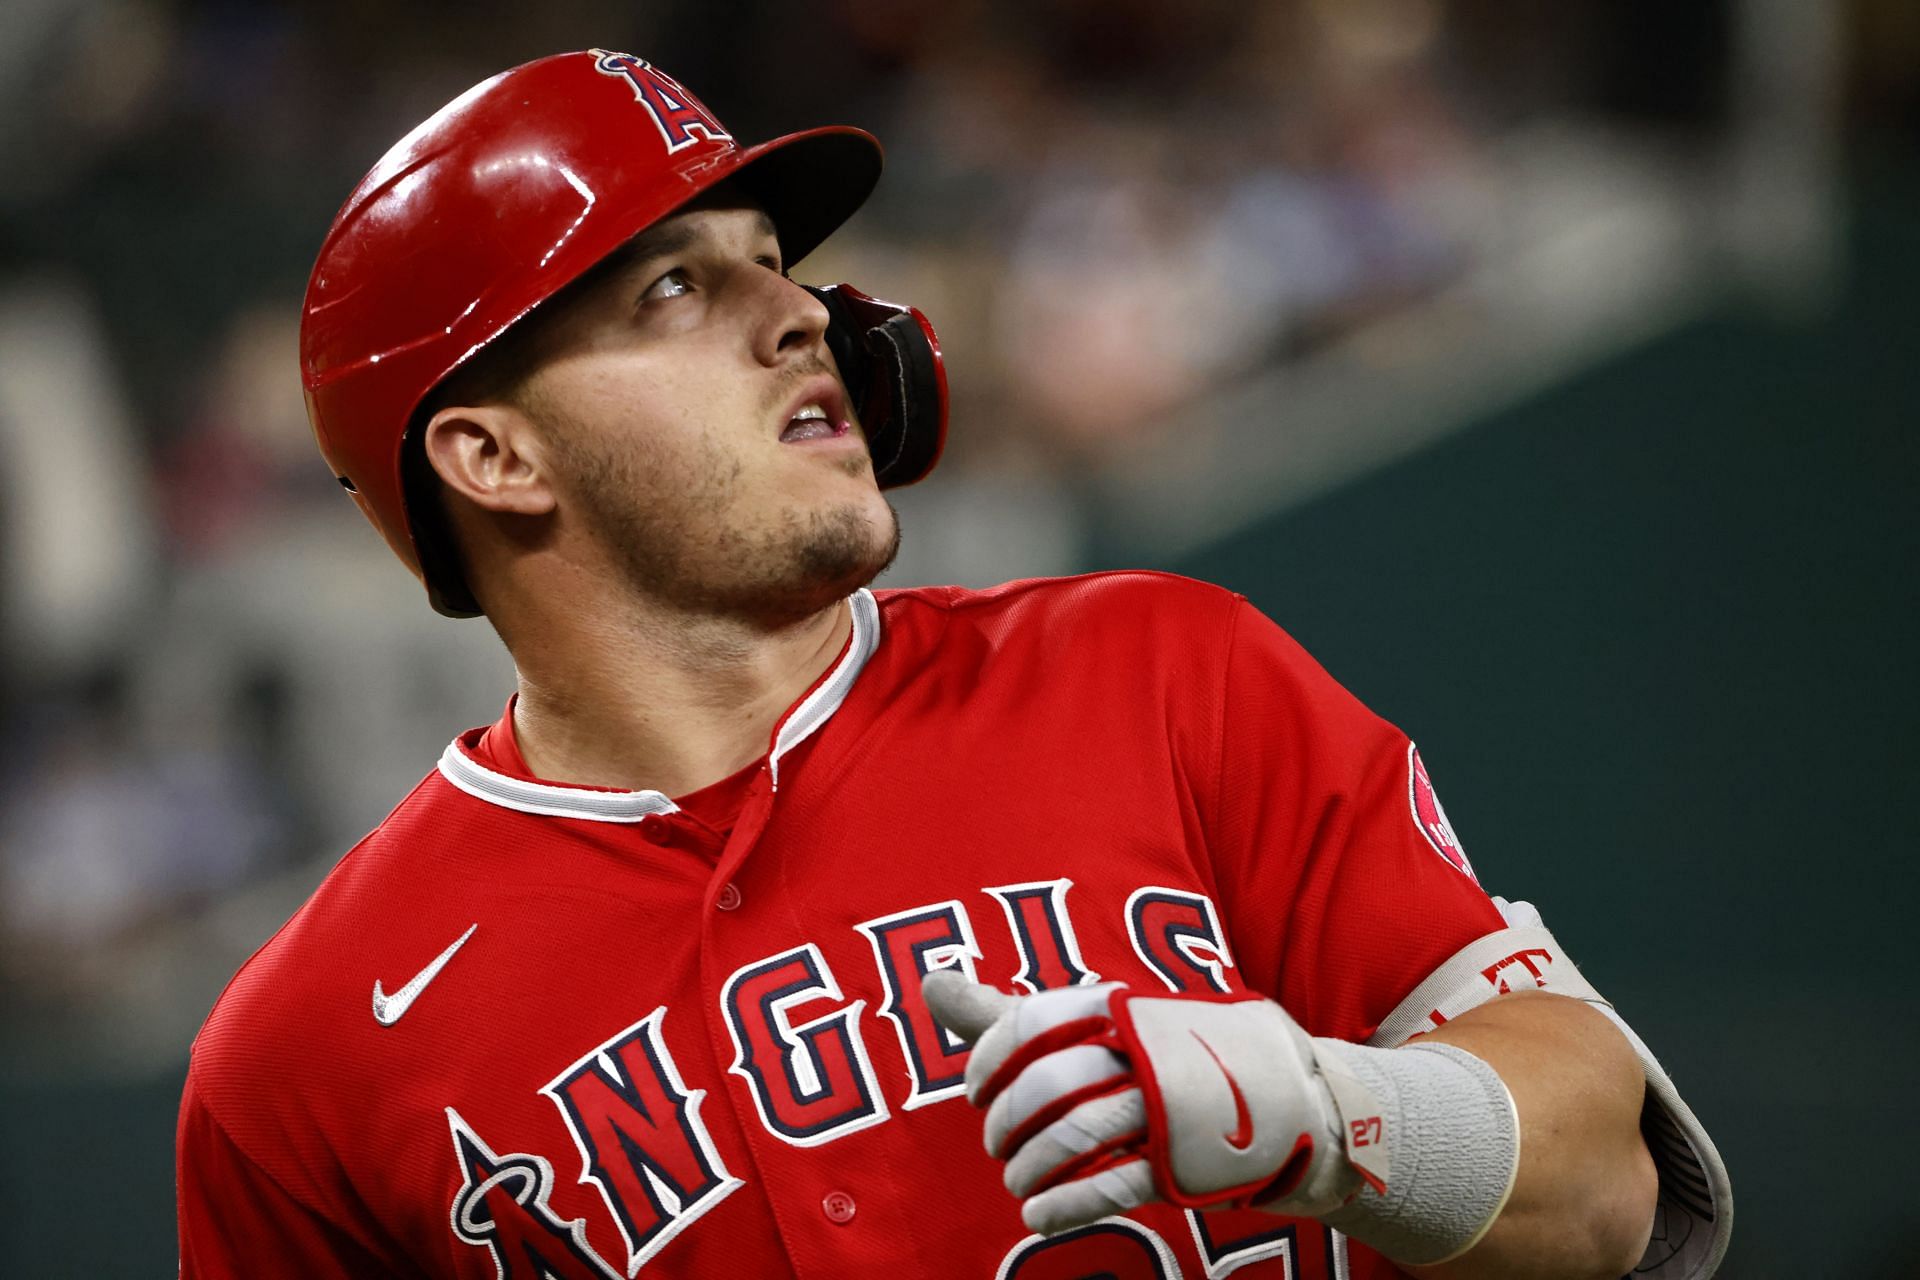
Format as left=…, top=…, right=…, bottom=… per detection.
left=1399, top=990, right=1656, bottom=1280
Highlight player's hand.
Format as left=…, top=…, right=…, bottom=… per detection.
left=923, top=972, right=1383, bottom=1236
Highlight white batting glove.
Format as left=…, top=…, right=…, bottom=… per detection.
left=922, top=972, right=1388, bottom=1237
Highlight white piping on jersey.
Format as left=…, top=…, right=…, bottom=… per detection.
left=435, top=589, right=881, bottom=822
left=437, top=746, right=680, bottom=822
left=769, top=588, right=878, bottom=789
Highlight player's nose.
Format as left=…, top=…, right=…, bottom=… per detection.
left=751, top=269, right=832, bottom=368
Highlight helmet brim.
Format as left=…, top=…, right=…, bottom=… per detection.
left=727, top=126, right=884, bottom=267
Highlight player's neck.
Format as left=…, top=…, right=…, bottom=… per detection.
left=504, top=594, right=852, bottom=798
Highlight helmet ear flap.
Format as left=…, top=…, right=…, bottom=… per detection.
left=810, top=285, right=876, bottom=417
left=804, top=283, right=948, bottom=489
left=401, top=422, right=484, bottom=618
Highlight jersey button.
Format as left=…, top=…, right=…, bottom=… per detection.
left=638, top=815, right=667, bottom=841
left=715, top=882, right=743, bottom=911
left=821, top=1191, right=856, bottom=1225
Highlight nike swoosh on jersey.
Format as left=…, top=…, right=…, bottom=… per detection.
left=1191, top=1030, right=1255, bottom=1151
left=372, top=924, right=478, bottom=1026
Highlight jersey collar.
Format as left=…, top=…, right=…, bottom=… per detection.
left=437, top=589, right=881, bottom=823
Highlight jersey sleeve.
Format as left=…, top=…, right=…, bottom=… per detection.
left=1199, top=596, right=1505, bottom=1042
left=177, top=1069, right=399, bottom=1279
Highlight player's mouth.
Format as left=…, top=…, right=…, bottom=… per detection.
left=777, top=378, right=856, bottom=446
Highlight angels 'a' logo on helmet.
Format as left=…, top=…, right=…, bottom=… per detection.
left=1408, top=744, right=1476, bottom=881
left=590, top=50, right=732, bottom=154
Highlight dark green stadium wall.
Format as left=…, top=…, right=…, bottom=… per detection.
left=1156, top=185, right=1920, bottom=1274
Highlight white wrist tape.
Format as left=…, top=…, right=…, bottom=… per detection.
left=1299, top=1039, right=1520, bottom=1267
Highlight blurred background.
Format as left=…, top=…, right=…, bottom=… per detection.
left=0, top=0, right=1914, bottom=1271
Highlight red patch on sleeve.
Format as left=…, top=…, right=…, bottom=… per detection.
left=1408, top=745, right=1476, bottom=882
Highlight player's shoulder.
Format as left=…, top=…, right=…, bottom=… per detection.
left=873, top=573, right=1363, bottom=723
left=878, top=570, right=1245, bottom=648
left=187, top=762, right=477, bottom=1094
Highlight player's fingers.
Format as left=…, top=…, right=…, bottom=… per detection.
left=921, top=970, right=1011, bottom=1044
left=1020, top=1158, right=1158, bottom=1237
left=983, top=1043, right=1131, bottom=1158
left=1002, top=1088, right=1147, bottom=1198
left=963, top=982, right=1121, bottom=1104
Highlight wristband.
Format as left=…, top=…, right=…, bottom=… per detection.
left=1299, top=1039, right=1520, bottom=1267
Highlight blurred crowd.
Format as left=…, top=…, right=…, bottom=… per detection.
left=0, top=0, right=1911, bottom=1068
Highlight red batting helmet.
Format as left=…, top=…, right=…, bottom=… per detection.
left=299, top=50, right=945, bottom=617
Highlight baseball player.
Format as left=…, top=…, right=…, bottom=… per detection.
left=176, top=51, right=1730, bottom=1279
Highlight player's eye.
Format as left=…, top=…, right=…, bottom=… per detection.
left=641, top=268, right=693, bottom=302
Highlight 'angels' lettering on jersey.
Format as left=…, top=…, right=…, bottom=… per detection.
left=445, top=880, right=1252, bottom=1275
left=720, top=942, right=890, bottom=1147
left=1127, top=886, right=1235, bottom=993
left=537, top=1009, right=741, bottom=1273
left=854, top=899, right=986, bottom=1109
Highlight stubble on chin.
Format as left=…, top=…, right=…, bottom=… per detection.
left=779, top=499, right=902, bottom=613
left=651, top=498, right=901, bottom=627
left=559, top=426, right=900, bottom=627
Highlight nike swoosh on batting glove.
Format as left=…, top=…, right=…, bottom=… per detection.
left=923, top=972, right=1384, bottom=1236
left=1108, top=994, right=1522, bottom=1267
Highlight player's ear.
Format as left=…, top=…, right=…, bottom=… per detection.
left=421, top=402, right=558, bottom=518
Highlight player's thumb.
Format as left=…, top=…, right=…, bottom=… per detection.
left=922, top=969, right=1013, bottom=1043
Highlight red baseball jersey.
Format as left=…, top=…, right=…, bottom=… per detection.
left=177, top=572, right=1505, bottom=1279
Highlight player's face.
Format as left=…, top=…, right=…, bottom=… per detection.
left=516, top=201, right=899, bottom=623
